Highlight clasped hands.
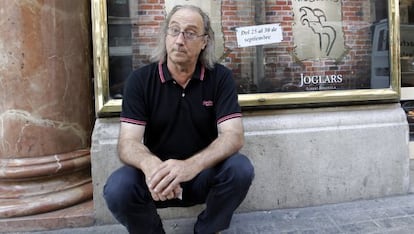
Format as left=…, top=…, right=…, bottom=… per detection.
left=144, top=157, right=199, bottom=201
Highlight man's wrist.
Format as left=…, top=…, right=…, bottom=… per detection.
left=139, top=155, right=160, bottom=172
left=185, top=156, right=205, bottom=174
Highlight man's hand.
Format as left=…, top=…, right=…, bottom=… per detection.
left=149, top=184, right=183, bottom=201
left=148, top=159, right=202, bottom=200
left=140, top=156, right=182, bottom=201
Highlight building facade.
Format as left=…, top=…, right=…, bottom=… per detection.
left=0, top=0, right=413, bottom=232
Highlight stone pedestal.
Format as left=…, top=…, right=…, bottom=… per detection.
left=240, top=104, right=410, bottom=210
left=91, top=104, right=410, bottom=224
left=0, top=0, right=93, bottom=229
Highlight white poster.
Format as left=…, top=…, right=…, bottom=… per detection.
left=292, top=1, right=345, bottom=60
left=236, top=24, right=283, bottom=48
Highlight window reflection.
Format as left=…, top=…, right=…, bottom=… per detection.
left=106, top=0, right=391, bottom=99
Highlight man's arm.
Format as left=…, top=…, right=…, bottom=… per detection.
left=149, top=117, right=244, bottom=196
left=118, top=122, right=159, bottom=172
left=118, top=122, right=182, bottom=201
left=188, top=117, right=244, bottom=170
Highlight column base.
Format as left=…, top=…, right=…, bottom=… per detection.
left=0, top=200, right=94, bottom=233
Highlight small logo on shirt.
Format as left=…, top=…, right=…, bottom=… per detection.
left=202, top=100, right=214, bottom=107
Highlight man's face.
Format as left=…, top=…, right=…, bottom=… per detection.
left=165, top=8, right=207, bottom=66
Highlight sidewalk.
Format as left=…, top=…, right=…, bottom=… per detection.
left=13, top=193, right=414, bottom=234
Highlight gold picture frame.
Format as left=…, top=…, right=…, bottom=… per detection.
left=92, top=0, right=400, bottom=116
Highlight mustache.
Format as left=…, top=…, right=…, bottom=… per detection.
left=173, top=47, right=186, bottom=53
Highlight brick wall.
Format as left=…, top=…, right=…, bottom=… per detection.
left=131, top=0, right=165, bottom=66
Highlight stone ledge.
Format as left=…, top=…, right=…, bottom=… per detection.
left=91, top=104, right=410, bottom=224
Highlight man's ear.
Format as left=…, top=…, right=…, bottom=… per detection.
left=202, top=36, right=208, bottom=50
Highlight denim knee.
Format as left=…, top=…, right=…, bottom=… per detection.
left=226, top=154, right=255, bottom=190
left=103, top=166, right=146, bottom=213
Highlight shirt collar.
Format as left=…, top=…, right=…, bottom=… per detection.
left=158, top=61, right=205, bottom=83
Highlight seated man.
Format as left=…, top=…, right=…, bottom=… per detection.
left=103, top=4, right=254, bottom=234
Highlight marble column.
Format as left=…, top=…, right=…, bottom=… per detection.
left=0, top=1, right=93, bottom=218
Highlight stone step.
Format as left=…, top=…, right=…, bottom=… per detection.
left=0, top=200, right=94, bottom=233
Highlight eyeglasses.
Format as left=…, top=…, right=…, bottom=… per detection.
left=167, top=27, right=206, bottom=41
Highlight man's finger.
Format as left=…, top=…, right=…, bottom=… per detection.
left=166, top=192, right=175, bottom=200
left=151, top=191, right=160, bottom=201
left=161, top=178, right=181, bottom=196
left=149, top=166, right=170, bottom=189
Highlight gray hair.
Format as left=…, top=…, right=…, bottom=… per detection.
left=150, top=5, right=217, bottom=69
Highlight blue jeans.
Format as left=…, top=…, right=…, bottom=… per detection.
left=103, top=153, right=254, bottom=234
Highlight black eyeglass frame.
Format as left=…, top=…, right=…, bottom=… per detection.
left=166, top=27, right=207, bottom=41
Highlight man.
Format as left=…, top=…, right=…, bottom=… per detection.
left=103, top=5, right=254, bottom=234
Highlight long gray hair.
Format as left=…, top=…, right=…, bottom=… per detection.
left=150, top=5, right=217, bottom=70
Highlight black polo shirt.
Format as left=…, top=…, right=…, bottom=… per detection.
left=120, top=62, right=242, bottom=161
